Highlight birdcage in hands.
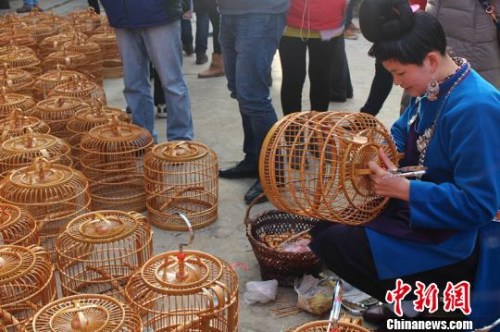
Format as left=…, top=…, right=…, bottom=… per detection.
left=260, top=111, right=399, bottom=225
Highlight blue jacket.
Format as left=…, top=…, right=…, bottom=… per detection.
left=365, top=68, right=500, bottom=328
left=100, top=0, right=182, bottom=29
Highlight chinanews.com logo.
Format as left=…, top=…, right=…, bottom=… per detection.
left=383, top=279, right=474, bottom=331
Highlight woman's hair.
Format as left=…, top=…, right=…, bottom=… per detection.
left=359, top=0, right=447, bottom=65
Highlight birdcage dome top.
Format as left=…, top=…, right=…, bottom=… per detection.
left=152, top=141, right=210, bottom=162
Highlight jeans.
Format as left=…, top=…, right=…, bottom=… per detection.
left=115, top=21, right=193, bottom=141
left=195, top=10, right=221, bottom=55
left=181, top=19, right=193, bottom=47
left=24, top=0, right=39, bottom=6
left=219, top=13, right=285, bottom=165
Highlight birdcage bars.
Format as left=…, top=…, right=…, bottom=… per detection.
left=56, top=210, right=153, bottom=298
left=0, top=109, right=50, bottom=144
left=0, top=67, right=34, bottom=97
left=259, top=111, right=399, bottom=225
left=0, top=245, right=56, bottom=331
left=0, top=45, right=40, bottom=75
left=33, top=67, right=88, bottom=101
left=0, top=158, right=91, bottom=256
left=48, top=75, right=106, bottom=105
left=0, top=89, right=36, bottom=119
left=79, top=119, right=153, bottom=211
left=0, top=203, right=39, bottom=246
left=144, top=141, right=218, bottom=231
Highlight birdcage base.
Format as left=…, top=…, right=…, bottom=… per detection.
left=147, top=197, right=217, bottom=231
left=90, top=182, right=146, bottom=212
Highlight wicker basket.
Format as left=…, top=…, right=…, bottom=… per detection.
left=290, top=320, right=370, bottom=332
left=0, top=203, right=39, bottom=246
left=244, top=196, right=322, bottom=286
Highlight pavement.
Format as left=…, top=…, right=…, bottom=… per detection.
left=2, top=1, right=404, bottom=331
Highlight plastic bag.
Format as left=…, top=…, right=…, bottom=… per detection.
left=243, top=279, right=278, bottom=305
left=280, top=238, right=311, bottom=253
left=295, top=274, right=337, bottom=315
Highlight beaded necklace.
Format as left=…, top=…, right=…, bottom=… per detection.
left=416, top=59, right=471, bottom=166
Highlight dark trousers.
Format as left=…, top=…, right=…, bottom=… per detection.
left=195, top=10, right=221, bottom=54
left=329, top=37, right=353, bottom=101
left=361, top=61, right=393, bottom=116
left=279, top=36, right=340, bottom=115
left=87, top=0, right=100, bottom=13
left=181, top=19, right=193, bottom=46
left=310, top=222, right=478, bottom=302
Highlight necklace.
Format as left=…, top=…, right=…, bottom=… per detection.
left=416, top=60, right=471, bottom=166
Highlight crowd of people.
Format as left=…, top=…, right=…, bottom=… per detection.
left=84, top=0, right=500, bottom=329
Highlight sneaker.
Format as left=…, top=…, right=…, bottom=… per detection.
left=16, top=5, right=33, bottom=13
left=344, top=29, right=358, bottom=40
left=156, top=104, right=167, bottom=118
left=196, top=52, right=208, bottom=65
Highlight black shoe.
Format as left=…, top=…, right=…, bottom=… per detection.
left=219, top=160, right=258, bottom=179
left=244, top=180, right=268, bottom=205
left=183, top=43, right=194, bottom=56
left=196, top=52, right=208, bottom=65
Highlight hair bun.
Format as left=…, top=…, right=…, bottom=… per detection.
left=359, top=0, right=415, bottom=43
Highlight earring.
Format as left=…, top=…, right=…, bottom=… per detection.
left=426, top=79, right=439, bottom=101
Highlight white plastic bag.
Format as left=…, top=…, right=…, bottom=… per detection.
left=295, top=274, right=337, bottom=315
left=243, top=279, right=278, bottom=305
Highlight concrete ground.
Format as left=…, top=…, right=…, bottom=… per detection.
left=2, top=0, right=405, bottom=330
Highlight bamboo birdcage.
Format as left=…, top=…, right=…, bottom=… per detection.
left=0, top=132, right=73, bottom=175
left=0, top=89, right=36, bottom=119
left=0, top=158, right=91, bottom=256
left=68, top=8, right=102, bottom=35
left=125, top=214, right=239, bottom=332
left=26, top=294, right=143, bottom=332
left=0, top=245, right=56, bottom=331
left=38, top=32, right=88, bottom=60
left=21, top=23, right=58, bottom=44
left=33, top=67, right=88, bottom=101
left=66, top=104, right=129, bottom=169
left=0, top=31, right=37, bottom=53
left=30, top=96, right=90, bottom=140
left=0, top=203, right=39, bottom=246
left=48, top=75, right=106, bottom=105
left=0, top=109, right=50, bottom=143
left=56, top=210, right=153, bottom=298
left=144, top=141, right=218, bottom=231
left=260, top=111, right=399, bottom=225
left=0, top=45, right=40, bottom=76
left=89, top=29, right=122, bottom=78
left=79, top=118, right=153, bottom=211
left=0, top=67, right=34, bottom=97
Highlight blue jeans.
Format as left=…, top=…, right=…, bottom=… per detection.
left=219, top=13, right=285, bottom=165
left=24, top=0, right=39, bottom=6
left=115, top=21, right=193, bottom=141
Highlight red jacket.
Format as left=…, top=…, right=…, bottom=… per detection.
left=286, top=0, right=346, bottom=31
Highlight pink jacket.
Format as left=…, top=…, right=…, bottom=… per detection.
left=286, top=0, right=346, bottom=31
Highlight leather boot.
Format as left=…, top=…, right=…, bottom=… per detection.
left=198, top=53, right=225, bottom=79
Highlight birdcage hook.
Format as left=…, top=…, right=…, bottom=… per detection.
left=176, top=212, right=194, bottom=253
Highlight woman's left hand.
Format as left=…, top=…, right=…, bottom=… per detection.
left=368, top=148, right=410, bottom=201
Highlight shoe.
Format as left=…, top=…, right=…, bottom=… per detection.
left=16, top=5, right=33, bottom=13
left=344, top=29, right=358, bottom=40
left=219, top=160, right=258, bottom=179
left=195, top=52, right=208, bottom=65
left=244, top=180, right=268, bottom=205
left=124, top=107, right=132, bottom=114
left=198, top=53, right=225, bottom=79
left=156, top=104, right=167, bottom=118
left=183, top=43, right=194, bottom=56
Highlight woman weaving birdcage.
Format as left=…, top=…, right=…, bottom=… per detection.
left=272, top=0, right=500, bottom=328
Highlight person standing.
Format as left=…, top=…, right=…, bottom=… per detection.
left=217, top=0, right=289, bottom=204
left=16, top=0, right=42, bottom=12
left=100, top=0, right=194, bottom=142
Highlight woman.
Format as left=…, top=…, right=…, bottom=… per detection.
left=279, top=0, right=346, bottom=117
left=309, top=0, right=500, bottom=328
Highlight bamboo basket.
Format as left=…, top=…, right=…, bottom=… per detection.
left=66, top=104, right=129, bottom=169
left=48, top=75, right=106, bottom=105
left=124, top=214, right=239, bottom=332
left=0, top=89, right=36, bottom=119
left=244, top=196, right=322, bottom=286
left=260, top=111, right=399, bottom=225
left=56, top=210, right=153, bottom=298
left=144, top=141, right=218, bottom=231
left=26, top=294, right=142, bottom=332
left=289, top=320, right=369, bottom=332
left=0, top=67, right=34, bottom=97
left=30, top=96, right=90, bottom=140
left=0, top=203, right=39, bottom=246
left=0, top=245, right=56, bottom=332
left=0, top=132, right=73, bottom=175
left=79, top=118, right=153, bottom=211
left=33, top=67, right=88, bottom=101
left=0, top=158, right=91, bottom=256
left=0, top=109, right=50, bottom=143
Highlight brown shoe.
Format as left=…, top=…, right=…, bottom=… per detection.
left=16, top=5, right=33, bottom=13
left=198, top=53, right=225, bottom=79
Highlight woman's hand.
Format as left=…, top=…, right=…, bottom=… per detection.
left=368, top=148, right=410, bottom=201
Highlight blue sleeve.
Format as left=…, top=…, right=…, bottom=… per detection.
left=409, top=99, right=500, bottom=230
